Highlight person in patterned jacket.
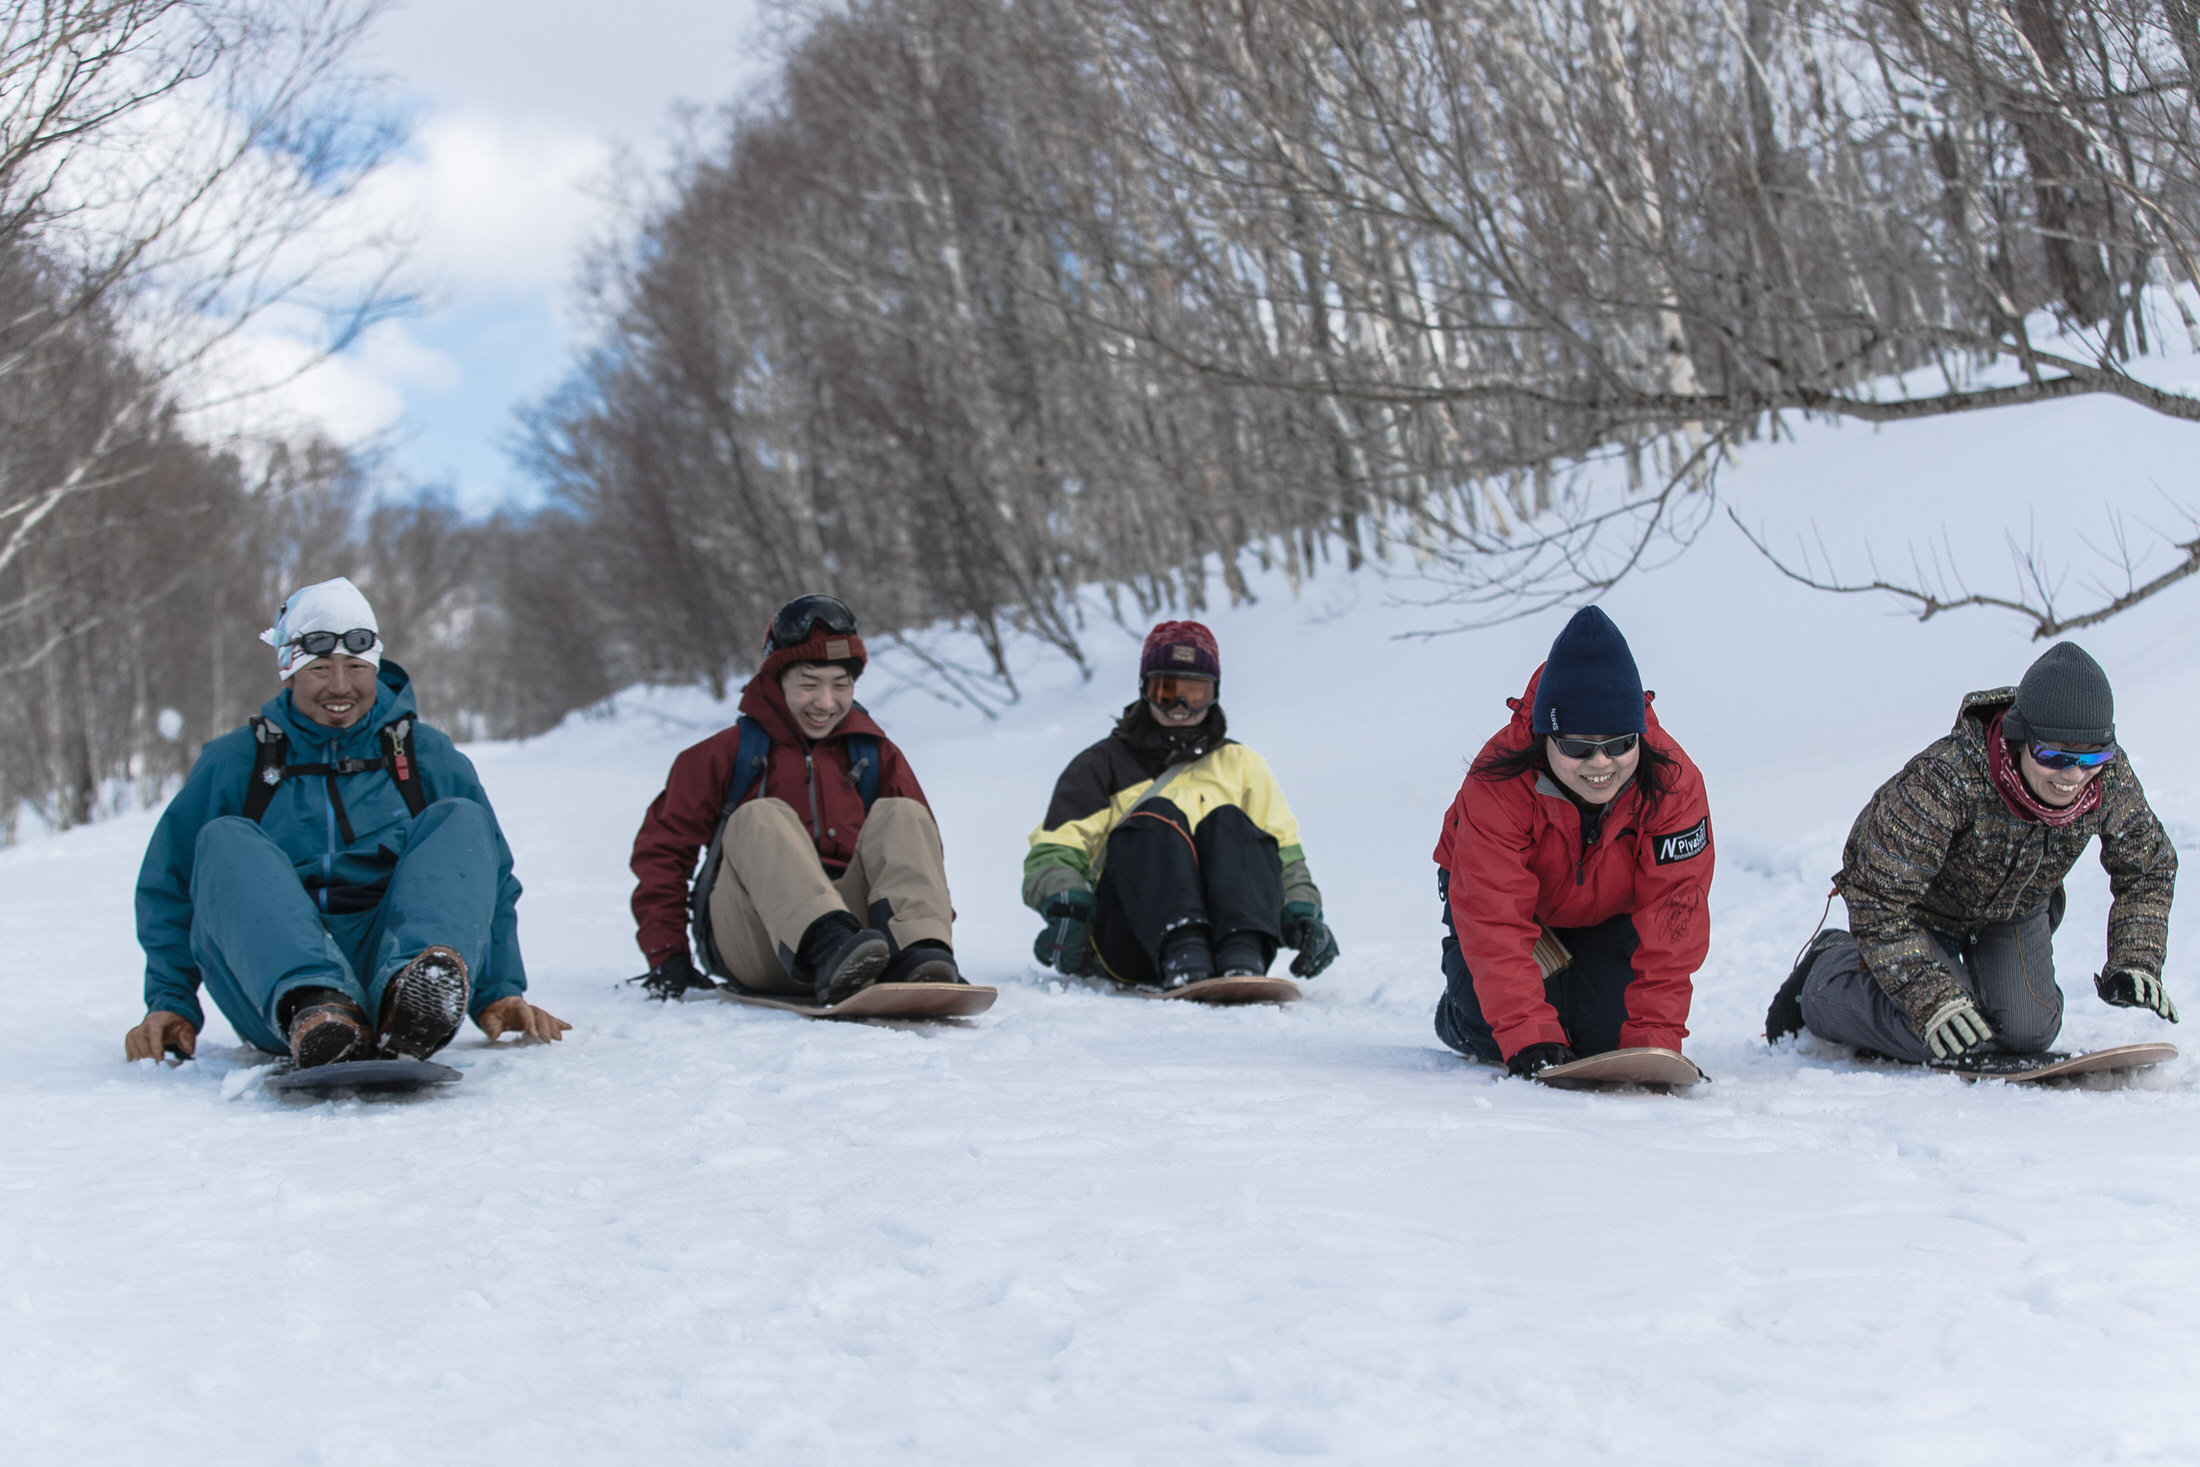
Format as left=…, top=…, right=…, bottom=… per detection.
left=1767, top=643, right=2179, bottom=1062
left=1024, top=620, right=1339, bottom=988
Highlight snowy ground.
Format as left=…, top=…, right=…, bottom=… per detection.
left=5, top=385, right=2200, bottom=1464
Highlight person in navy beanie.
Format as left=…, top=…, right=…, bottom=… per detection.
left=1023, top=619, right=1339, bottom=991
left=1431, top=605, right=1714, bottom=1076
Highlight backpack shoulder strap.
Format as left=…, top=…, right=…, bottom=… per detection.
left=846, top=732, right=882, bottom=810
left=730, top=716, right=773, bottom=809
left=242, top=716, right=289, bottom=823
left=692, top=717, right=776, bottom=978
left=380, top=714, right=429, bottom=818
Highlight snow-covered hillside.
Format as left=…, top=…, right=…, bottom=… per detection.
left=4, top=389, right=2199, bottom=1464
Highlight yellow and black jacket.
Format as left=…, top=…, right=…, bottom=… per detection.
left=1022, top=703, right=1322, bottom=911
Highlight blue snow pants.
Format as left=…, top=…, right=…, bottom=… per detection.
left=187, top=798, right=501, bottom=1053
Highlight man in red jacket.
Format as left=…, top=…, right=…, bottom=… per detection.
left=627, top=595, right=959, bottom=1005
left=1432, top=606, right=1714, bottom=1076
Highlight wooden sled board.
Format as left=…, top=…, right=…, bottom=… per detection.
left=1139, top=976, right=1302, bottom=1005
left=266, top=1058, right=462, bottom=1094
left=1978, top=1041, right=2175, bottom=1084
left=1535, top=1046, right=1705, bottom=1090
left=717, top=981, right=997, bottom=1020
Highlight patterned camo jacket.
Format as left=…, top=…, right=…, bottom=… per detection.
left=1836, top=687, right=2177, bottom=1029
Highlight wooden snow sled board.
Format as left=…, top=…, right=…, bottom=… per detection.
left=716, top=981, right=997, bottom=1020
left=265, top=1058, right=463, bottom=1095
left=1927, top=1041, right=2177, bottom=1084
left=1136, top=975, right=1302, bottom=1005
left=1534, top=1046, right=1705, bottom=1091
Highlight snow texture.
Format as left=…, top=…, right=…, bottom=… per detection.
left=5, top=391, right=2200, bottom=1463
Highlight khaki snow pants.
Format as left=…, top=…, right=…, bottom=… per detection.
left=704, top=796, right=953, bottom=994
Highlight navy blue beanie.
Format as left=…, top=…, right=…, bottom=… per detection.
left=1529, top=606, right=1645, bottom=737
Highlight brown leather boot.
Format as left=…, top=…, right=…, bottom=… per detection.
left=286, top=995, right=371, bottom=1069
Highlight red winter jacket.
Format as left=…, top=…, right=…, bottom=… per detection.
left=1433, top=666, right=1714, bottom=1060
left=628, top=676, right=931, bottom=965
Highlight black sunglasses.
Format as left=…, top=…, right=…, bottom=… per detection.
left=1550, top=733, right=1639, bottom=761
left=289, top=628, right=378, bottom=657
left=766, top=594, right=859, bottom=653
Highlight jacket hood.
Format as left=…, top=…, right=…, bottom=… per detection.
left=262, top=658, right=419, bottom=753
left=1954, top=686, right=2019, bottom=737
left=737, top=671, right=887, bottom=746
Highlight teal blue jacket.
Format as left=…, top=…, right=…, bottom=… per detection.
left=134, top=661, right=527, bottom=1026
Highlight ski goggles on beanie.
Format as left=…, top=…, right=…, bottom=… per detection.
left=765, top=594, right=859, bottom=653
left=1144, top=673, right=1216, bottom=712
left=1550, top=733, right=1639, bottom=761
left=288, top=628, right=379, bottom=658
left=2028, top=741, right=2117, bottom=771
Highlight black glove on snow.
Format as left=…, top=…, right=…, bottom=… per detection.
left=1033, top=889, right=1098, bottom=976
left=1281, top=900, right=1339, bottom=978
left=630, top=951, right=714, bottom=1002
left=1507, top=1042, right=1576, bottom=1079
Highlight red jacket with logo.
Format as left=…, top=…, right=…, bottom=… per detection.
left=1433, top=667, right=1714, bottom=1060
left=628, top=676, right=931, bottom=965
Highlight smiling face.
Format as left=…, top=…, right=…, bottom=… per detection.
left=2018, top=742, right=2107, bottom=808
left=1545, top=734, right=1641, bottom=805
left=289, top=655, right=378, bottom=729
left=781, top=662, right=855, bottom=740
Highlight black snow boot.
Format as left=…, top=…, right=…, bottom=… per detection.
left=1158, top=924, right=1215, bottom=989
left=882, top=941, right=964, bottom=985
left=1214, top=931, right=1269, bottom=978
left=1767, top=928, right=1849, bottom=1044
left=795, top=911, right=892, bottom=1005
left=378, top=946, right=471, bottom=1060
left=284, top=987, right=370, bottom=1069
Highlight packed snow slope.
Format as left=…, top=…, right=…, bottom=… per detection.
left=5, top=390, right=2200, bottom=1465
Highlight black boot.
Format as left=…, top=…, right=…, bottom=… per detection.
left=378, top=946, right=471, bottom=1060
left=795, top=911, right=891, bottom=1005
left=1158, top=924, right=1215, bottom=990
left=1767, top=929, right=1849, bottom=1044
left=1214, top=931, right=1269, bottom=978
left=882, top=941, right=963, bottom=985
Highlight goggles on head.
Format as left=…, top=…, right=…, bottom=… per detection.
left=1144, top=673, right=1216, bottom=712
left=1550, top=733, right=1639, bottom=761
left=766, top=594, right=860, bottom=653
left=2028, top=741, right=2117, bottom=771
left=289, top=628, right=379, bottom=658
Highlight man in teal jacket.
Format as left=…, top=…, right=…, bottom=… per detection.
left=124, top=577, right=568, bottom=1068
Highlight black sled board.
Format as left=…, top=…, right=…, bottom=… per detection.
left=265, top=1058, right=462, bottom=1095
left=1134, top=976, right=1302, bottom=1005
left=1535, top=1046, right=1705, bottom=1091
left=1926, top=1041, right=2177, bottom=1084
left=717, top=981, right=997, bottom=1020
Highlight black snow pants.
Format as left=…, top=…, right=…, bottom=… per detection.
left=1433, top=870, right=1640, bottom=1063
left=1092, top=799, right=1285, bottom=985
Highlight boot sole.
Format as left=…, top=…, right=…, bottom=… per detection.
left=379, top=947, right=472, bottom=1060
left=290, top=1006, right=370, bottom=1069
left=817, top=934, right=892, bottom=1006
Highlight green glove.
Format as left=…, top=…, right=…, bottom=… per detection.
left=1281, top=900, right=1339, bottom=978
left=1922, top=997, right=1994, bottom=1060
left=1034, top=889, right=1098, bottom=976
left=2097, top=969, right=2179, bottom=1022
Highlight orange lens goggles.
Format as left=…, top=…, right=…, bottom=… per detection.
left=1145, top=674, right=1216, bottom=711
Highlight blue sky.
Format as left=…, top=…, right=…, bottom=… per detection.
left=296, top=0, right=769, bottom=511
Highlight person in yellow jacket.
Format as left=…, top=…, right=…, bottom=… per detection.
left=1024, top=620, right=1339, bottom=987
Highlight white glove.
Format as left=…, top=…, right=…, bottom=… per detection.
left=1922, top=998, right=1994, bottom=1060
left=2097, top=969, right=2179, bottom=1023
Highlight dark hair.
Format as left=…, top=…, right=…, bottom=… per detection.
left=1471, top=735, right=1678, bottom=806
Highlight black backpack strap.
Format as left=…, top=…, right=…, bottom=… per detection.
left=691, top=717, right=777, bottom=978
left=242, top=717, right=289, bottom=823
left=845, top=732, right=881, bottom=809
left=380, top=714, right=429, bottom=817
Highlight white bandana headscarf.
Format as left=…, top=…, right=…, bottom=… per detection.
left=260, top=576, right=382, bottom=681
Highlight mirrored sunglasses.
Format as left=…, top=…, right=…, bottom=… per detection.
left=1550, top=733, right=1639, bottom=761
left=2029, top=741, right=2117, bottom=771
left=289, top=628, right=378, bottom=658
left=1145, top=673, right=1216, bottom=711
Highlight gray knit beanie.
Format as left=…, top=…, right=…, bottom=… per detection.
left=2003, top=642, right=2115, bottom=745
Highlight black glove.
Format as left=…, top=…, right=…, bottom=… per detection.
left=2097, top=968, right=2180, bottom=1022
left=1281, top=900, right=1339, bottom=978
left=630, top=951, right=714, bottom=1002
left=1033, top=889, right=1098, bottom=975
left=1507, top=1042, right=1576, bottom=1079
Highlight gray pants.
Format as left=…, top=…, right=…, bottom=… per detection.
left=1799, top=900, right=2065, bottom=1062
